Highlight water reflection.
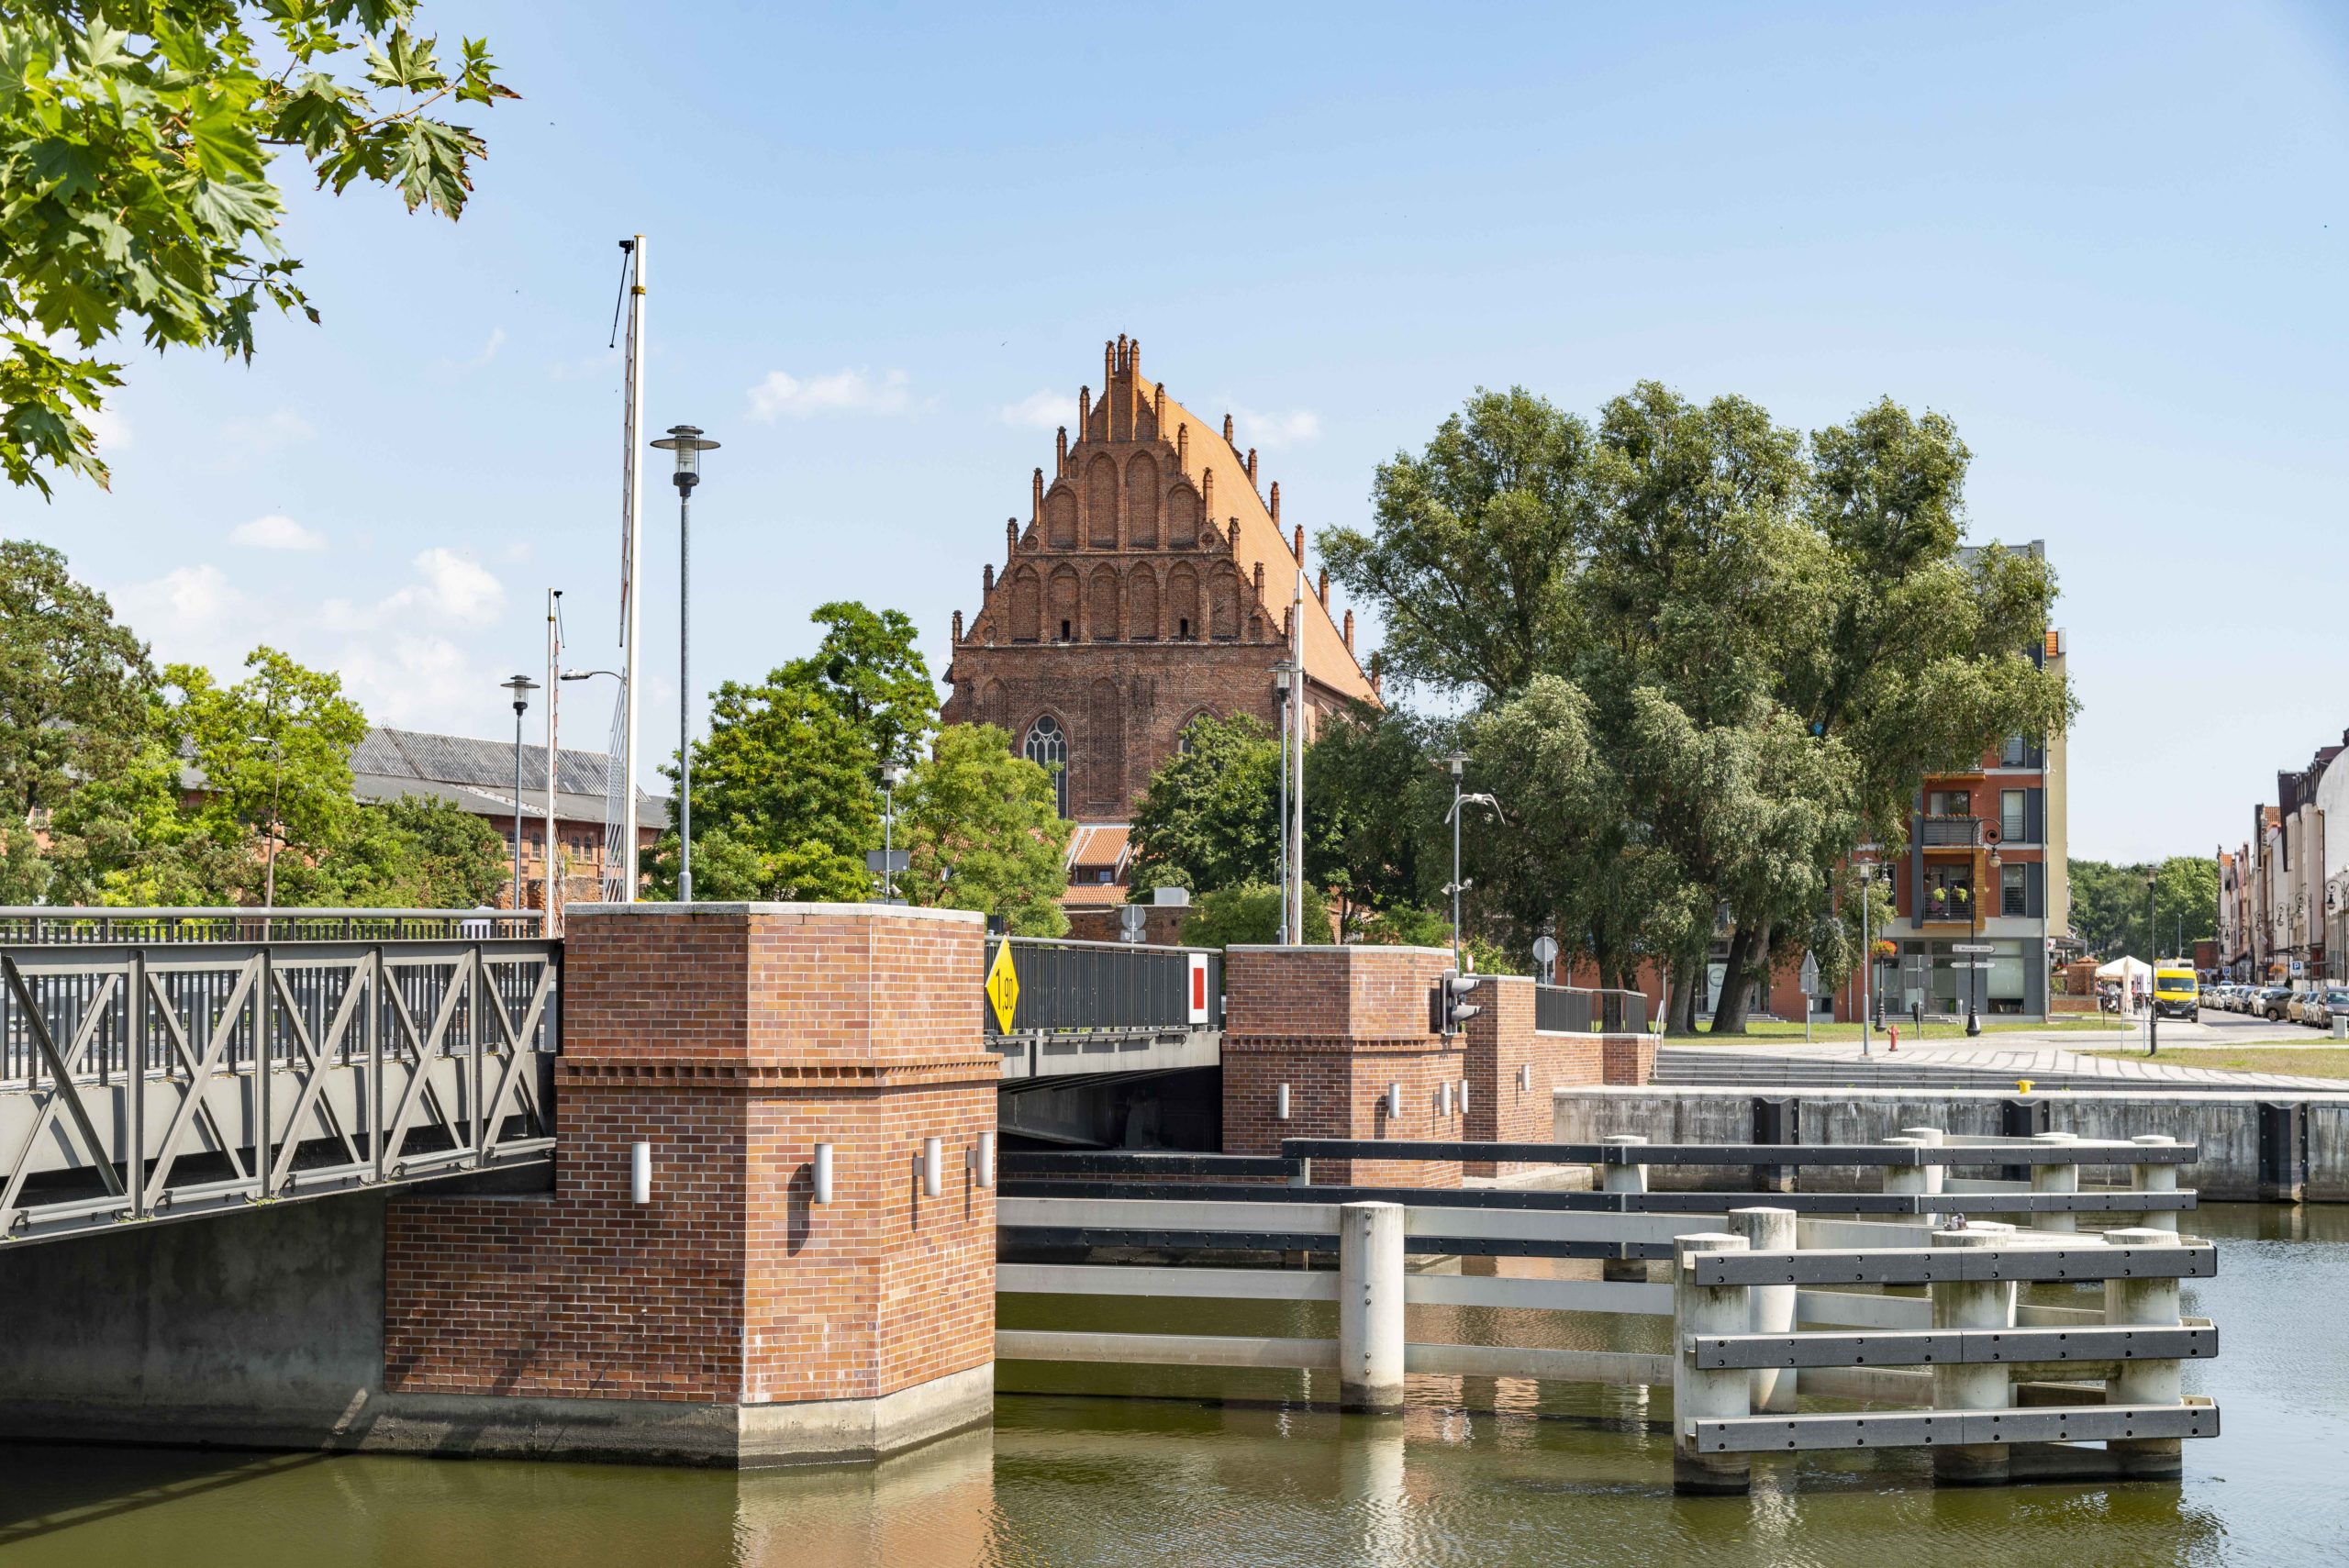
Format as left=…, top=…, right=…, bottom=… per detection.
left=0, top=1204, right=2333, bottom=1567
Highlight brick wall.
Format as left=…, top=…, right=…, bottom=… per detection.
left=1460, top=977, right=1605, bottom=1176
left=1220, top=944, right=1463, bottom=1187
left=384, top=905, right=996, bottom=1420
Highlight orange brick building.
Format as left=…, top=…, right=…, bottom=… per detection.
left=941, top=338, right=1377, bottom=912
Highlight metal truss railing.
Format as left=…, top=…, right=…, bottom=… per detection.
left=0, top=907, right=546, bottom=946
left=0, top=939, right=559, bottom=1245
left=984, top=936, right=1219, bottom=1041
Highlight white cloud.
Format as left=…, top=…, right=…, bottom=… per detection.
left=331, top=548, right=507, bottom=631
left=747, top=367, right=912, bottom=421
left=113, top=563, right=259, bottom=673
left=335, top=634, right=483, bottom=728
left=84, top=405, right=131, bottom=452
left=547, top=347, right=621, bottom=383
left=230, top=513, right=326, bottom=551
left=997, top=389, right=1069, bottom=429
left=462, top=328, right=506, bottom=369
left=1228, top=404, right=1321, bottom=450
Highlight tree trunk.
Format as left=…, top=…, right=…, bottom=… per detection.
left=1667, top=954, right=1703, bottom=1035
left=1709, top=925, right=1754, bottom=1035
left=1714, top=918, right=1775, bottom=1035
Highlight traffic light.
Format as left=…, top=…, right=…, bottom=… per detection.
left=1431, top=972, right=1484, bottom=1035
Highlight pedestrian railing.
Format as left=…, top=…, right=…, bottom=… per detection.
left=996, top=1129, right=2217, bottom=1496
left=984, top=936, right=1219, bottom=1049
left=0, top=906, right=545, bottom=945
left=1533, top=984, right=1649, bottom=1035
left=0, top=938, right=559, bottom=1245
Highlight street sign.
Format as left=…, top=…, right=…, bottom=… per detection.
left=865, top=849, right=909, bottom=873
left=1950, top=961, right=1994, bottom=970
left=1531, top=935, right=1560, bottom=971
left=985, top=940, right=1020, bottom=1032
left=1118, top=905, right=1148, bottom=943
left=1798, top=951, right=1820, bottom=992
left=1952, top=943, right=1996, bottom=954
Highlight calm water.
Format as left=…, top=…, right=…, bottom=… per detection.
left=2, top=1204, right=2342, bottom=1568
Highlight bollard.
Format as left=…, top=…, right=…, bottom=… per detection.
left=1730, top=1207, right=1798, bottom=1412
left=2028, top=1131, right=2079, bottom=1232
left=1673, top=1231, right=1753, bottom=1495
left=1338, top=1201, right=1405, bottom=1413
left=1750, top=1096, right=1799, bottom=1195
left=2103, top=1226, right=2186, bottom=1481
left=1883, top=1135, right=1941, bottom=1228
left=1601, top=1135, right=1650, bottom=1281
left=1931, top=1222, right=2018, bottom=1485
left=1901, top=1125, right=1947, bottom=1228
left=2130, top=1135, right=2180, bottom=1233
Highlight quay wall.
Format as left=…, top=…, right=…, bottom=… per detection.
left=1554, top=1084, right=2349, bottom=1203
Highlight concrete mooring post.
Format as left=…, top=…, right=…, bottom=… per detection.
left=1672, top=1231, right=1753, bottom=1495
left=1931, top=1222, right=2017, bottom=1485
left=2102, top=1226, right=2187, bottom=1480
left=2130, top=1135, right=2181, bottom=1233
left=1729, top=1207, right=1797, bottom=1413
left=2029, top=1131, right=2080, bottom=1232
left=1338, top=1201, right=1405, bottom=1413
left=1601, top=1135, right=1650, bottom=1282
left=1883, top=1135, right=1942, bottom=1228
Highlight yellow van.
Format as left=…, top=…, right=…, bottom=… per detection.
left=2153, top=965, right=2199, bottom=1022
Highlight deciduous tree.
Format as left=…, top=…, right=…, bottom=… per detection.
left=896, top=722, right=1070, bottom=936
left=2, top=1, right=517, bottom=494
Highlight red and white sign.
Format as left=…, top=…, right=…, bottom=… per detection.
left=1188, top=953, right=1210, bottom=1024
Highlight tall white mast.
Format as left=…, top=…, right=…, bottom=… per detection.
left=618, top=236, right=648, bottom=899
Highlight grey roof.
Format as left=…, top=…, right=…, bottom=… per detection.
left=351, top=728, right=665, bottom=827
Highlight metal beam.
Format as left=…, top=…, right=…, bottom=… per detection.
left=1686, top=1323, right=2216, bottom=1369
left=1687, top=1400, right=2220, bottom=1453
left=1688, top=1242, right=2217, bottom=1287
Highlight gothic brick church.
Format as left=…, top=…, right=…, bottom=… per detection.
left=941, top=338, right=1378, bottom=913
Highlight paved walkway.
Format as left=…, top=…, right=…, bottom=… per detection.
left=1657, top=1038, right=2347, bottom=1092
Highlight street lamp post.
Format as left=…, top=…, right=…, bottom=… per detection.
left=1439, top=754, right=1501, bottom=976
left=1858, top=861, right=1875, bottom=1058
left=651, top=424, right=719, bottom=903
left=878, top=762, right=907, bottom=904
left=1272, top=663, right=1293, bottom=944
left=2147, top=867, right=2160, bottom=1058
left=248, top=733, right=284, bottom=911
left=1969, top=841, right=2001, bottom=1038
left=503, top=675, right=539, bottom=914
left=560, top=668, right=620, bottom=903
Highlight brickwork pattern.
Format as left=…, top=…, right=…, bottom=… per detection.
left=1220, top=945, right=1463, bottom=1187
left=1461, top=977, right=1605, bottom=1177
left=384, top=906, right=997, bottom=1414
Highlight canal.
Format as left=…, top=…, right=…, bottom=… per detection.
left=2, top=1204, right=2340, bottom=1567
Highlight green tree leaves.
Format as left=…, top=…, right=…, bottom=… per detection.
left=896, top=723, right=1071, bottom=936
left=1, top=2, right=517, bottom=494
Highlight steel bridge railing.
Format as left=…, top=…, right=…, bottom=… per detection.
left=985, top=937, right=1219, bottom=1040
left=1534, top=984, right=1649, bottom=1034
left=0, top=938, right=559, bottom=1245
left=0, top=906, right=545, bottom=946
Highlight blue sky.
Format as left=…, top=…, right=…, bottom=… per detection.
left=13, top=1, right=2346, bottom=862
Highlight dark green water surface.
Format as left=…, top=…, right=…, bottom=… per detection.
left=1, top=1204, right=2339, bottom=1567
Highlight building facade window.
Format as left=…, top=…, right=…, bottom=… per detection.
left=2000, top=789, right=2027, bottom=843
left=1024, top=716, right=1069, bottom=817
left=2001, top=862, right=2027, bottom=916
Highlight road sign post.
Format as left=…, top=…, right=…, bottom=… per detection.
left=1798, top=951, right=1820, bottom=1042
left=985, top=940, right=1020, bottom=1034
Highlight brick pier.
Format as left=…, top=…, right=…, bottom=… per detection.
left=380, top=902, right=997, bottom=1466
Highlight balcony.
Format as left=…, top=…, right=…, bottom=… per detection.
left=1918, top=815, right=1982, bottom=848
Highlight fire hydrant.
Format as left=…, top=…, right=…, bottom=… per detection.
left=1888, top=1022, right=1899, bottom=1052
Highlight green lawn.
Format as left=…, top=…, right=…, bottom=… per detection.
left=2077, top=1047, right=2349, bottom=1081
left=1680, top=1015, right=2120, bottom=1044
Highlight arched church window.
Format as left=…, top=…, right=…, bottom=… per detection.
left=1024, top=716, right=1069, bottom=817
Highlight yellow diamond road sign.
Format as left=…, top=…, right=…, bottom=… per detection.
left=985, top=940, right=1020, bottom=1033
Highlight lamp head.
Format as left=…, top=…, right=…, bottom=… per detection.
left=503, top=673, right=540, bottom=716
left=880, top=762, right=908, bottom=789
left=1442, top=751, right=1468, bottom=780
left=651, top=424, right=720, bottom=492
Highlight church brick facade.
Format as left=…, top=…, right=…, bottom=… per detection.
left=942, top=339, right=1378, bottom=894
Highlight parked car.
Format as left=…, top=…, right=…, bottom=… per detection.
left=2306, top=989, right=2349, bottom=1030
left=2220, top=984, right=2249, bottom=1013
left=2256, top=986, right=2295, bottom=1021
